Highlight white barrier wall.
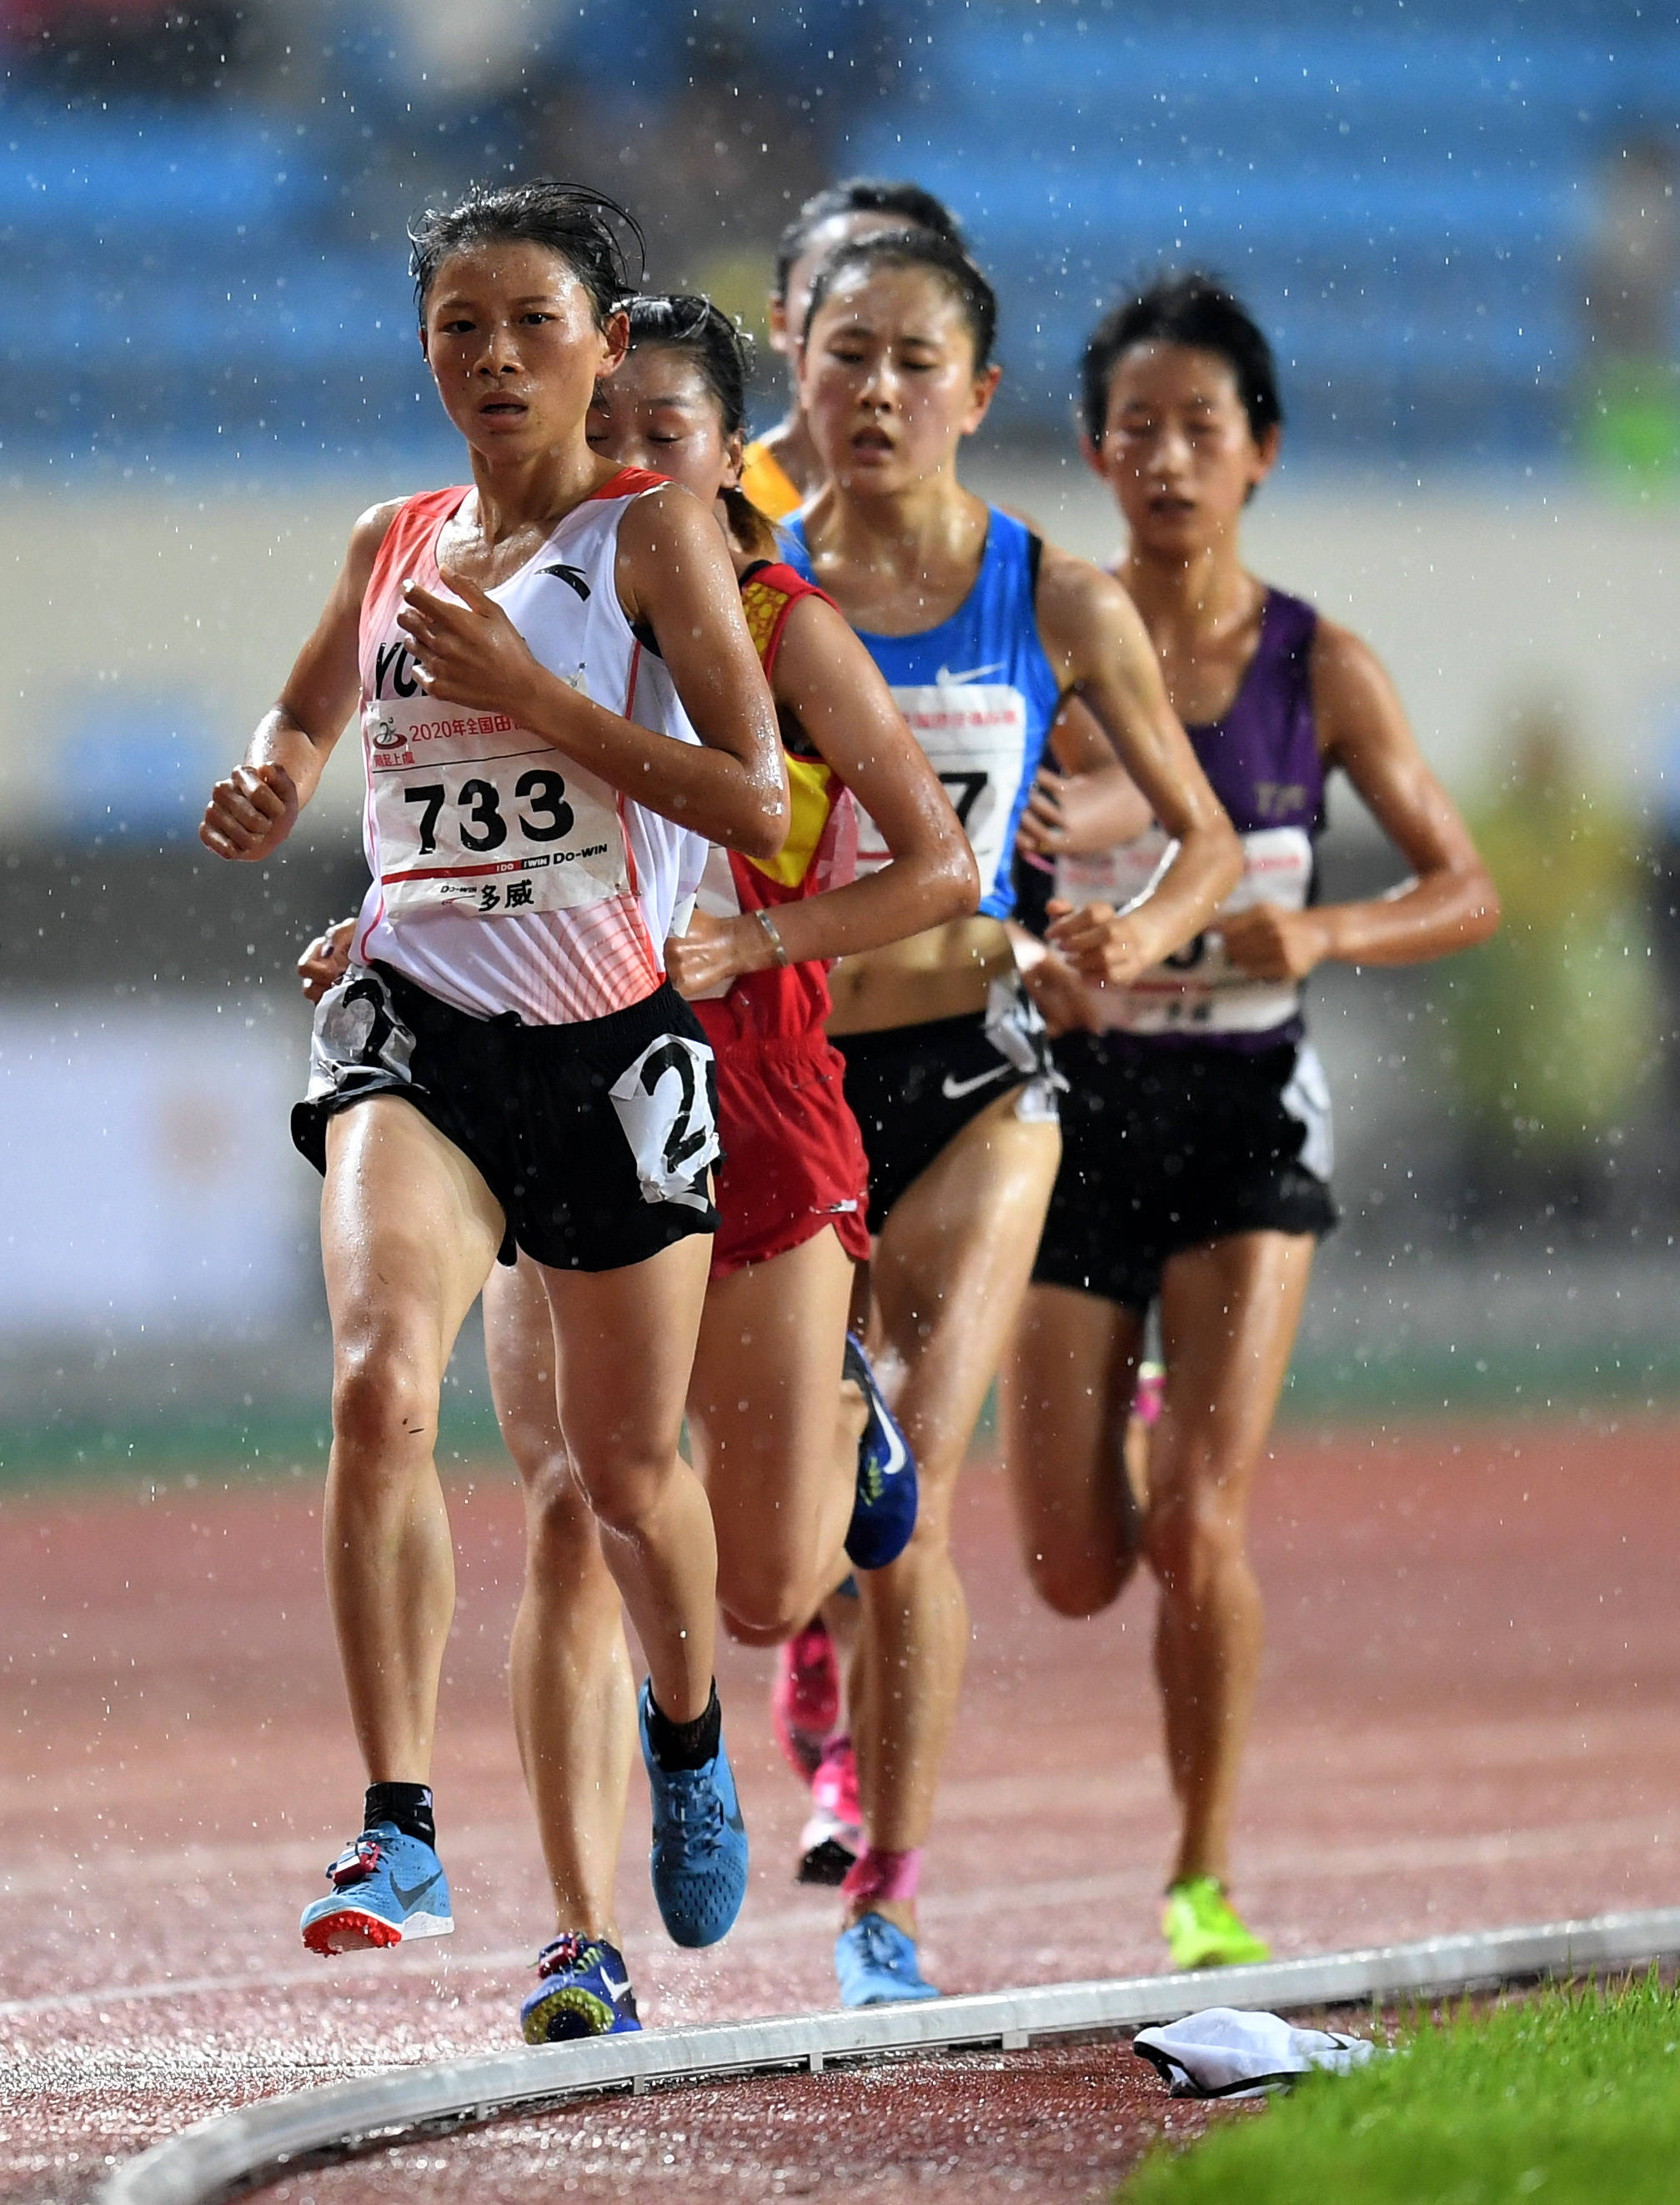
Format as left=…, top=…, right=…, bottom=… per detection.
left=4, top=466, right=1678, bottom=841
left=976, top=457, right=1680, bottom=819
left=3, top=465, right=1677, bottom=839
left=0, top=1000, right=310, bottom=1339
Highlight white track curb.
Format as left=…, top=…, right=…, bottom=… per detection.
left=96, top=1905, right=1680, bottom=2205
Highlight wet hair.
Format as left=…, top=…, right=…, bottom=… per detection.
left=772, top=178, right=965, bottom=303
left=803, top=228, right=999, bottom=373
left=623, top=293, right=752, bottom=436
left=618, top=293, right=775, bottom=557
left=1079, top=273, right=1283, bottom=449
left=409, top=178, right=646, bottom=328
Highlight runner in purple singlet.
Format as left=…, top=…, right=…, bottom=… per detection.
left=1000, top=275, right=1501, bottom=1972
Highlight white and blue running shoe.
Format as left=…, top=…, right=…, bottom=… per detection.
left=835, top=1912, right=940, bottom=2007
left=842, top=1333, right=918, bottom=1571
left=638, top=1682, right=750, bottom=1949
left=299, top=1823, right=454, bottom=1956
left=519, top=1933, right=642, bottom=2043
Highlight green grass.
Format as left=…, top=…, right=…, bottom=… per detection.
left=1126, top=1975, right=1680, bottom=2205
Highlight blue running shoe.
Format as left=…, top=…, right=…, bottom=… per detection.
left=842, top=1334, right=918, bottom=1571
left=519, top=1933, right=642, bottom=2043
left=299, top=1823, right=453, bottom=1956
left=638, top=1682, right=750, bottom=1949
left=835, top=1912, right=940, bottom=2007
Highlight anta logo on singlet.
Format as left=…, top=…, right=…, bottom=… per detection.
left=374, top=642, right=421, bottom=700
left=542, top=563, right=591, bottom=601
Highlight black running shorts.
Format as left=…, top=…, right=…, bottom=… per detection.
left=831, top=971, right=1062, bottom=1230
left=1033, top=1030, right=1337, bottom=1312
left=292, top=963, right=720, bottom=1272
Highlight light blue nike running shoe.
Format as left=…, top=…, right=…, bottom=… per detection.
left=299, top=1823, right=453, bottom=1956
left=519, top=1932, right=642, bottom=2043
left=638, top=1682, right=750, bottom=1948
left=835, top=1912, right=940, bottom=2006
left=842, top=1333, right=918, bottom=1571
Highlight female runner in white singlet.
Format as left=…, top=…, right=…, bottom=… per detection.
left=201, top=183, right=787, bottom=1968
left=1001, top=275, right=1500, bottom=1972
left=783, top=228, right=1241, bottom=2006
left=297, top=292, right=977, bottom=2040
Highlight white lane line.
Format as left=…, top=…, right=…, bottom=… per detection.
left=92, top=1910, right=1680, bottom=2205
left=7, top=1811, right=1677, bottom=2023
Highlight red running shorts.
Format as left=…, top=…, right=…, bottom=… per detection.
left=703, top=1024, right=870, bottom=1279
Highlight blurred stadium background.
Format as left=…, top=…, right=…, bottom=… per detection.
left=4, top=0, right=1680, bottom=1471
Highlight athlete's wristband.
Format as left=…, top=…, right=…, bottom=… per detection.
left=754, top=909, right=790, bottom=969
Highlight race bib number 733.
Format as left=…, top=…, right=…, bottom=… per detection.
left=365, top=691, right=629, bottom=920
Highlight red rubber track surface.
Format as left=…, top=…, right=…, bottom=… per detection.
left=5, top=1414, right=1679, bottom=2202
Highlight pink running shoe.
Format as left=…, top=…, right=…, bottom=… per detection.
left=798, top=1734, right=861, bottom=1887
left=771, top=1618, right=840, bottom=1783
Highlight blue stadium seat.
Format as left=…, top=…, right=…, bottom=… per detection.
left=839, top=18, right=1678, bottom=456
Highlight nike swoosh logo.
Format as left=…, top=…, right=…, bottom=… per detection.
left=875, top=1411, right=909, bottom=1479
left=940, top=1064, right=1011, bottom=1101
left=598, top=1966, right=631, bottom=2001
left=390, top=1874, right=440, bottom=1910
left=935, top=662, right=1006, bottom=686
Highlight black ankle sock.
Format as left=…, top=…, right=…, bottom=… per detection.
left=644, top=1683, right=721, bottom=1772
left=364, top=1782, right=435, bottom=1848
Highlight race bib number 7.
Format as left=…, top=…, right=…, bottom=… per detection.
left=852, top=682, right=1030, bottom=900
left=365, top=694, right=629, bottom=920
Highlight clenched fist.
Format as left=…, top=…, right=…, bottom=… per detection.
left=201, top=762, right=298, bottom=862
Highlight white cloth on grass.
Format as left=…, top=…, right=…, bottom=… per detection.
left=1133, top=2007, right=1382, bottom=2098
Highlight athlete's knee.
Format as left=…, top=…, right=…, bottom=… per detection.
left=1145, top=1484, right=1247, bottom=1600
left=522, top=1451, right=596, bottom=1565
left=567, top=1441, right=674, bottom=1540
left=1026, top=1539, right=1128, bottom=1619
left=330, top=1336, right=440, bottom=1470
left=716, top=1556, right=816, bottom=1644
left=495, top=1388, right=566, bottom=1491
left=719, top=1604, right=795, bottom=1650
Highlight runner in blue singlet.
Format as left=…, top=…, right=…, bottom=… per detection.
left=1000, top=275, right=1501, bottom=1973
left=784, top=227, right=1241, bottom=2007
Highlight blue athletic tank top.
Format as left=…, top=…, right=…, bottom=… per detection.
left=785, top=509, right=1063, bottom=920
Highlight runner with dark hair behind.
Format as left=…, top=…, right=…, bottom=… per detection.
left=1001, top=271, right=1501, bottom=1970
left=785, top=228, right=1241, bottom=2006
left=741, top=178, right=968, bottom=522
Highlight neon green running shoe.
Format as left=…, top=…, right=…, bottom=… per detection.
left=1161, top=1876, right=1271, bottom=1969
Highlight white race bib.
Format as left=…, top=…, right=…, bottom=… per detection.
left=608, top=1033, right=721, bottom=1211
left=854, top=683, right=1029, bottom=900
left=1058, top=824, right=1315, bottom=1035
left=366, top=688, right=629, bottom=921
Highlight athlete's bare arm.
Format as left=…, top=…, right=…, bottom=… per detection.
left=1221, top=620, right=1500, bottom=981
left=200, top=501, right=399, bottom=861
left=396, top=484, right=788, bottom=861
left=1016, top=694, right=1154, bottom=860
left=665, top=596, right=979, bottom=998
left=1032, top=546, right=1241, bottom=983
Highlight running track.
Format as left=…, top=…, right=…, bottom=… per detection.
left=5, top=1413, right=1678, bottom=2201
